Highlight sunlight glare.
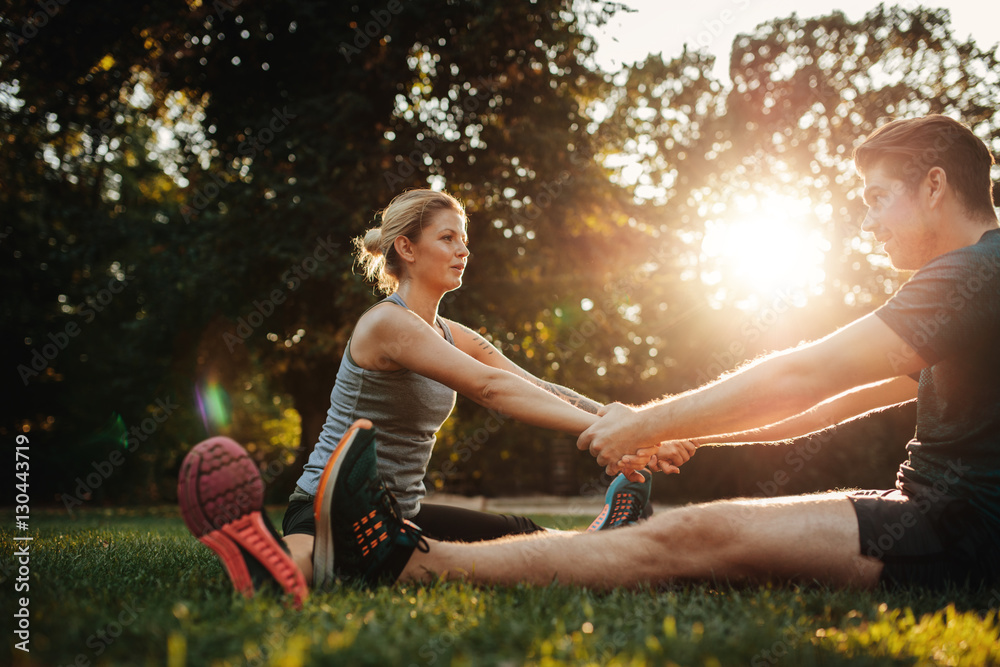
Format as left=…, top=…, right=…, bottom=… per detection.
left=700, top=194, right=829, bottom=309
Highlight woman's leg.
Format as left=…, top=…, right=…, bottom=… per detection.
left=178, top=436, right=308, bottom=605
left=281, top=500, right=545, bottom=585
left=283, top=534, right=315, bottom=585
left=281, top=496, right=317, bottom=585
left=413, top=503, right=545, bottom=542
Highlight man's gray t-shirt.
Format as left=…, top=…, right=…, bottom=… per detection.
left=875, top=228, right=1000, bottom=536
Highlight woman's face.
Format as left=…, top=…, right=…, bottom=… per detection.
left=407, top=209, right=469, bottom=292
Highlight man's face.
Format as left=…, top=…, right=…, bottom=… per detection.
left=861, top=162, right=939, bottom=271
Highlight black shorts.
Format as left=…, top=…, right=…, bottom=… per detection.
left=847, top=487, right=1000, bottom=589
left=282, top=489, right=544, bottom=543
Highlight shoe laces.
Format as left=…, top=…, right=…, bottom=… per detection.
left=372, top=480, right=429, bottom=553
left=610, top=492, right=643, bottom=524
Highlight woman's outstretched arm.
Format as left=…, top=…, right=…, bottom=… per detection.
left=352, top=308, right=598, bottom=435
left=445, top=319, right=601, bottom=414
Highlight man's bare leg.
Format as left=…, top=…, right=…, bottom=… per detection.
left=399, top=493, right=883, bottom=589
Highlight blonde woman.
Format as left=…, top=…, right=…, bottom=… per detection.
left=179, top=189, right=670, bottom=599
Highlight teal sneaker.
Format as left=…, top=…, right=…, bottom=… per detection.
left=312, top=419, right=427, bottom=589
left=586, top=470, right=653, bottom=532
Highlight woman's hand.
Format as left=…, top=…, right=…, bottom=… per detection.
left=622, top=439, right=697, bottom=475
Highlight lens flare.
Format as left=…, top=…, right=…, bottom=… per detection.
left=195, top=380, right=231, bottom=432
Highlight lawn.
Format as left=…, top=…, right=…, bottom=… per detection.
left=4, top=508, right=999, bottom=666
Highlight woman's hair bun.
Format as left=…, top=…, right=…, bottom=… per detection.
left=362, top=227, right=383, bottom=255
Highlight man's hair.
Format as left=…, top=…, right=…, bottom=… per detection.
left=853, top=115, right=997, bottom=222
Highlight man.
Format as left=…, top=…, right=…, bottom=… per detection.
left=184, top=115, right=999, bottom=595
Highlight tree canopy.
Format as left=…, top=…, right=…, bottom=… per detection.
left=2, top=1, right=997, bottom=505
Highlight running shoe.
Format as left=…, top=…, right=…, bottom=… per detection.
left=586, top=470, right=653, bottom=532
left=313, top=419, right=427, bottom=589
left=178, top=436, right=308, bottom=607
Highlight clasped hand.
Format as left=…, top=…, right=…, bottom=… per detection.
left=577, top=402, right=696, bottom=481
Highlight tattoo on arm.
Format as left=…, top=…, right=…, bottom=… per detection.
left=476, top=330, right=600, bottom=413
left=535, top=377, right=601, bottom=414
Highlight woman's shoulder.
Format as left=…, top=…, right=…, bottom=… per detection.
left=349, top=300, right=423, bottom=371
left=354, top=299, right=412, bottom=337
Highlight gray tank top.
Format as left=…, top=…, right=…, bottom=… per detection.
left=296, top=293, right=457, bottom=517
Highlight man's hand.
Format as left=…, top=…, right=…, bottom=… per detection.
left=623, top=439, right=697, bottom=475
left=578, top=402, right=658, bottom=478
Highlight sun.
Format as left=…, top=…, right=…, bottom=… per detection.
left=700, top=193, right=830, bottom=310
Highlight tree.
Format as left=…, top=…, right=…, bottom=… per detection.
left=2, top=2, right=997, bottom=504
left=576, top=5, right=999, bottom=500
left=1, top=0, right=649, bottom=501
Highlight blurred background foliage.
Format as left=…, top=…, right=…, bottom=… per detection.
left=1, top=0, right=997, bottom=506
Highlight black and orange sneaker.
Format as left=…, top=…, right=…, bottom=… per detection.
left=178, top=436, right=308, bottom=607
left=312, top=419, right=427, bottom=589
left=586, top=470, right=653, bottom=532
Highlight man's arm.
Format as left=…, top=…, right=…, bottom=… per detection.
left=630, top=375, right=917, bottom=474
left=580, top=313, right=927, bottom=472
left=691, top=375, right=918, bottom=445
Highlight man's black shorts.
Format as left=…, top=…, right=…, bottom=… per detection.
left=847, top=487, right=1000, bottom=589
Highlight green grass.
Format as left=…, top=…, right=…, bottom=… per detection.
left=3, top=508, right=999, bottom=666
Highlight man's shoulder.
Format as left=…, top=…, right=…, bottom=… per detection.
left=913, top=228, right=1000, bottom=281
left=962, top=227, right=1000, bottom=259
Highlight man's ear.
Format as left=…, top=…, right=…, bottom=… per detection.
left=394, top=235, right=414, bottom=263
left=925, top=166, right=948, bottom=209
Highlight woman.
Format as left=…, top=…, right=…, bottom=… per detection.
left=178, top=189, right=657, bottom=600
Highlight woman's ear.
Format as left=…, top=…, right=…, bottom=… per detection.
left=394, top=235, right=414, bottom=263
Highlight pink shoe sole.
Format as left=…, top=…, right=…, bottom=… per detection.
left=178, top=436, right=307, bottom=607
